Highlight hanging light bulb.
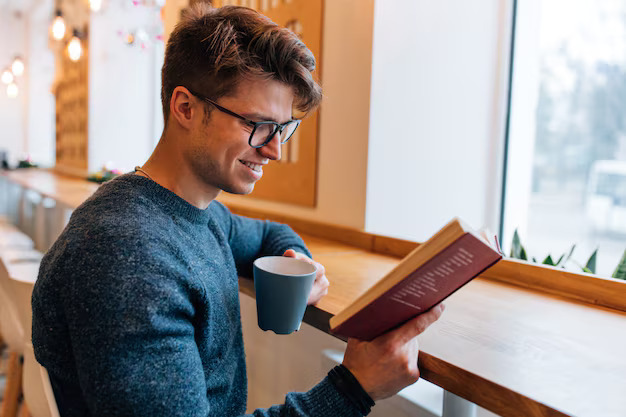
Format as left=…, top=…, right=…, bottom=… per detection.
left=89, top=0, right=103, bottom=12
left=1, top=69, right=14, bottom=84
left=7, top=83, right=18, bottom=98
left=51, top=9, right=66, bottom=41
left=67, top=30, right=83, bottom=62
left=11, top=56, right=24, bottom=77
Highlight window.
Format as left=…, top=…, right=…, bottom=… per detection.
left=503, top=0, right=626, bottom=277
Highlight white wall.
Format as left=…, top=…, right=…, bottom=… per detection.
left=88, top=2, right=163, bottom=173
left=365, top=0, right=512, bottom=241
left=26, top=0, right=56, bottom=167
left=0, top=9, right=27, bottom=166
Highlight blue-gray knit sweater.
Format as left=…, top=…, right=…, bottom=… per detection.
left=32, top=174, right=361, bottom=417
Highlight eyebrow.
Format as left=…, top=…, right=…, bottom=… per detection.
left=242, top=112, right=292, bottom=125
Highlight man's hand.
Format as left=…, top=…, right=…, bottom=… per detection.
left=342, top=303, right=445, bottom=401
left=283, top=249, right=329, bottom=305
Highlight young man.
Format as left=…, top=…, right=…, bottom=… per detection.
left=32, top=4, right=444, bottom=416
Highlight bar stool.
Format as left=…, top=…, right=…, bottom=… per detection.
left=0, top=228, right=35, bottom=251
left=0, top=247, right=40, bottom=387
left=0, top=256, right=27, bottom=417
left=0, top=248, right=43, bottom=263
left=0, top=219, right=19, bottom=230
left=0, top=254, right=58, bottom=417
left=9, top=268, right=59, bottom=417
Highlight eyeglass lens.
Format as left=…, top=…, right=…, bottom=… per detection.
left=250, top=121, right=299, bottom=147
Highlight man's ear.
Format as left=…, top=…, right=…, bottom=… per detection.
left=170, top=87, right=198, bottom=130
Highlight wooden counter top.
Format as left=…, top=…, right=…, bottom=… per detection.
left=2, top=168, right=99, bottom=209
left=240, top=237, right=626, bottom=417
left=3, top=169, right=626, bottom=417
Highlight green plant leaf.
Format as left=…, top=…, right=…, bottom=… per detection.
left=565, top=244, right=576, bottom=261
left=612, top=250, right=626, bottom=280
left=510, top=229, right=522, bottom=259
left=542, top=255, right=555, bottom=266
left=583, top=267, right=593, bottom=274
left=554, top=253, right=565, bottom=266
left=560, top=244, right=576, bottom=267
left=520, top=245, right=528, bottom=261
left=509, top=229, right=528, bottom=261
left=532, top=256, right=537, bottom=263
left=585, top=248, right=598, bottom=275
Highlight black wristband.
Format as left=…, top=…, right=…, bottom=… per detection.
left=327, top=365, right=375, bottom=415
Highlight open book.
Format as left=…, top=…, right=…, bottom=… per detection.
left=329, top=218, right=503, bottom=340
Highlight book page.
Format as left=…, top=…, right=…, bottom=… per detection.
left=389, top=246, right=476, bottom=311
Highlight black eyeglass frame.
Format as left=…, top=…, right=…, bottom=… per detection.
left=184, top=87, right=302, bottom=149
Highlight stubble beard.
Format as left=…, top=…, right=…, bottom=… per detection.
left=185, top=148, right=255, bottom=195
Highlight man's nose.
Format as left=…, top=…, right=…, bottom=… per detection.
left=258, top=132, right=282, bottom=161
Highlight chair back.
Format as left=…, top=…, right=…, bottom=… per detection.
left=1, top=248, right=43, bottom=263
left=10, top=273, right=39, bottom=341
left=7, top=262, right=60, bottom=417
left=23, top=342, right=60, bottom=417
left=0, top=230, right=34, bottom=249
left=0, top=256, right=25, bottom=352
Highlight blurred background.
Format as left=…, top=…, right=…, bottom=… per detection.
left=0, top=0, right=624, bottom=275
left=1, top=1, right=625, bottom=415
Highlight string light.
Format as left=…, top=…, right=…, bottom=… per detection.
left=11, top=57, right=24, bottom=77
left=89, top=0, right=103, bottom=12
left=7, top=83, right=18, bottom=98
left=51, top=9, right=66, bottom=41
left=1, top=69, right=13, bottom=84
left=68, top=30, right=83, bottom=62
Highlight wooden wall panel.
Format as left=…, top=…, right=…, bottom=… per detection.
left=213, top=0, right=323, bottom=207
left=55, top=29, right=89, bottom=177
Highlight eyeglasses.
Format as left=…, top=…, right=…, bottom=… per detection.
left=185, top=87, right=301, bottom=149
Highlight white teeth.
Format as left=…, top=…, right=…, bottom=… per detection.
left=241, top=160, right=261, bottom=172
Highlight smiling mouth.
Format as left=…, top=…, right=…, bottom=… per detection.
left=239, top=160, right=262, bottom=173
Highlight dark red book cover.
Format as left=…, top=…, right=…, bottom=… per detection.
left=331, top=233, right=502, bottom=341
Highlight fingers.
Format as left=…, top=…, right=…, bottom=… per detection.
left=282, top=249, right=329, bottom=304
left=307, top=272, right=330, bottom=305
left=389, top=303, right=445, bottom=345
left=318, top=274, right=330, bottom=293
left=282, top=250, right=323, bottom=277
left=283, top=250, right=316, bottom=267
left=312, top=263, right=327, bottom=288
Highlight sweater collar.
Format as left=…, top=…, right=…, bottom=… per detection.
left=115, top=173, right=212, bottom=224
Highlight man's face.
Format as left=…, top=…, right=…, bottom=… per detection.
left=184, top=78, right=294, bottom=195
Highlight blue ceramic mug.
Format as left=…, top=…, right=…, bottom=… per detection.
left=253, top=256, right=317, bottom=334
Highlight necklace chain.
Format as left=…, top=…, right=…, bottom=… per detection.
left=134, top=166, right=154, bottom=182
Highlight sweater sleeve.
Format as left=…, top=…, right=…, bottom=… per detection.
left=244, top=377, right=364, bottom=417
left=211, top=201, right=312, bottom=278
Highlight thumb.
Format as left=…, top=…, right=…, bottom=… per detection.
left=283, top=249, right=297, bottom=258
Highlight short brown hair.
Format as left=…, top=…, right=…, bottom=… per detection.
left=161, top=3, right=322, bottom=125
